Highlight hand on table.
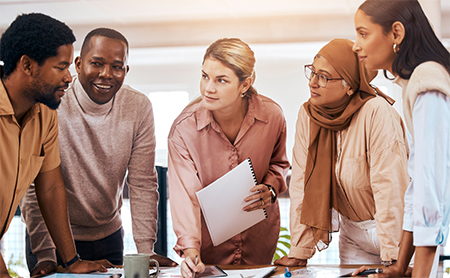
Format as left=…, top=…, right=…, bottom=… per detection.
left=181, top=250, right=205, bottom=278
left=273, top=256, right=307, bottom=267
left=151, top=254, right=178, bottom=267
left=243, top=184, right=273, bottom=212
left=93, top=259, right=116, bottom=268
left=352, top=264, right=409, bottom=277
left=66, top=260, right=106, bottom=273
left=30, top=260, right=58, bottom=277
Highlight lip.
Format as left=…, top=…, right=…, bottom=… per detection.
left=358, top=56, right=367, bottom=63
left=93, top=83, right=114, bottom=94
left=204, top=95, right=218, bottom=101
left=310, top=91, right=320, bottom=98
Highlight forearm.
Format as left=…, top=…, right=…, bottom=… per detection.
left=412, top=246, right=437, bottom=278
left=35, top=167, right=77, bottom=264
left=394, top=231, right=416, bottom=274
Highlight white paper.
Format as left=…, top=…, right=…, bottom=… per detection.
left=196, top=158, right=267, bottom=246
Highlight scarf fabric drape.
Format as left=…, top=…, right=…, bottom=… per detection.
left=299, top=39, right=393, bottom=250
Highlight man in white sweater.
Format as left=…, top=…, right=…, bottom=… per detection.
left=21, top=28, right=176, bottom=276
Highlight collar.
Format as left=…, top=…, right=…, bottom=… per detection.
left=72, top=77, right=114, bottom=115
left=195, top=94, right=269, bottom=131
left=0, top=78, right=40, bottom=118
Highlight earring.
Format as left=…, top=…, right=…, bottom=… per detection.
left=241, top=93, right=246, bottom=98
left=393, top=43, right=399, bottom=54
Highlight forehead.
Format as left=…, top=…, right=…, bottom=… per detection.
left=202, top=58, right=236, bottom=76
left=312, top=56, right=338, bottom=75
left=42, top=44, right=74, bottom=65
left=85, top=36, right=128, bottom=60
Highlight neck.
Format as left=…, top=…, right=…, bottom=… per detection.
left=2, top=75, right=35, bottom=123
left=212, top=97, right=248, bottom=127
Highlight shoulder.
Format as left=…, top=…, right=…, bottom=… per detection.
left=257, top=94, right=284, bottom=113
left=408, top=61, right=450, bottom=93
left=168, top=101, right=202, bottom=139
left=253, top=94, right=285, bottom=123
left=38, top=104, right=58, bottom=123
left=116, top=84, right=152, bottom=108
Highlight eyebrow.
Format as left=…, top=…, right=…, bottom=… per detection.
left=91, top=56, right=124, bottom=65
left=356, top=26, right=367, bottom=31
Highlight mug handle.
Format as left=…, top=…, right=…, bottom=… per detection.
left=149, top=258, right=160, bottom=278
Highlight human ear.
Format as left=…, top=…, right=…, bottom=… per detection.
left=75, top=56, right=82, bottom=75
left=19, top=55, right=35, bottom=76
left=392, top=21, right=405, bottom=45
left=240, top=77, right=252, bottom=94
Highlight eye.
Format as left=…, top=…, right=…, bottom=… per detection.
left=218, top=79, right=227, bottom=84
left=359, top=32, right=366, bottom=38
left=319, top=73, right=328, bottom=81
left=113, top=65, right=124, bottom=70
left=202, top=73, right=208, bottom=80
left=91, top=61, right=101, bottom=67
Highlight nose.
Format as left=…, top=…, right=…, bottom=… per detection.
left=308, top=73, right=319, bottom=88
left=352, top=41, right=361, bottom=53
left=99, top=65, right=113, bottom=78
left=205, top=80, right=216, bottom=93
left=63, top=68, right=73, bottom=84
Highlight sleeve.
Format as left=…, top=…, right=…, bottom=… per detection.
left=20, top=109, right=61, bottom=263
left=288, top=107, right=317, bottom=259
left=127, top=97, right=159, bottom=255
left=261, top=110, right=290, bottom=196
left=368, top=102, right=409, bottom=262
left=410, top=91, right=450, bottom=246
left=168, top=127, right=203, bottom=256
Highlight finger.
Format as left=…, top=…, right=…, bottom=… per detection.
left=181, top=261, right=194, bottom=278
left=352, top=265, right=370, bottom=276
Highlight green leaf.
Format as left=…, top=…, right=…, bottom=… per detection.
left=280, top=227, right=289, bottom=232
left=279, top=234, right=291, bottom=240
left=278, top=241, right=291, bottom=249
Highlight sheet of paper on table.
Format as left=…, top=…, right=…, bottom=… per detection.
left=223, top=266, right=276, bottom=278
left=271, top=267, right=358, bottom=278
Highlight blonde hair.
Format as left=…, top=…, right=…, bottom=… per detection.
left=203, top=38, right=257, bottom=96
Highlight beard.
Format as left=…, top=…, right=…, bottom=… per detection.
left=26, top=71, right=67, bottom=110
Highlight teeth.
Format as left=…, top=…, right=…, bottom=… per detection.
left=95, top=84, right=112, bottom=89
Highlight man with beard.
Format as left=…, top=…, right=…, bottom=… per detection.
left=21, top=28, right=177, bottom=276
left=0, top=13, right=106, bottom=278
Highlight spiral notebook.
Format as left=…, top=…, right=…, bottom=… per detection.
left=196, top=158, right=268, bottom=246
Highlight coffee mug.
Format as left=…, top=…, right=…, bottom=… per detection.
left=124, top=254, right=160, bottom=278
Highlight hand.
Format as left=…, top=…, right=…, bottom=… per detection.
left=352, top=264, right=405, bottom=277
left=181, top=250, right=205, bottom=278
left=93, top=259, right=116, bottom=268
left=30, top=260, right=57, bottom=277
left=66, top=260, right=106, bottom=273
left=273, top=256, right=307, bottom=266
left=243, top=184, right=273, bottom=212
left=151, top=254, right=178, bottom=267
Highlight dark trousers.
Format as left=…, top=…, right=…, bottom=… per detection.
left=25, top=226, right=124, bottom=271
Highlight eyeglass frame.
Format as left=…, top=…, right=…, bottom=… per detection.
left=304, top=64, right=344, bottom=88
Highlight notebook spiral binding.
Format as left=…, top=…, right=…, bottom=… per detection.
left=247, top=157, right=268, bottom=218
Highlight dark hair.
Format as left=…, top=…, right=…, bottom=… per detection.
left=359, top=0, right=450, bottom=79
left=0, top=13, right=75, bottom=78
left=80, top=28, right=129, bottom=57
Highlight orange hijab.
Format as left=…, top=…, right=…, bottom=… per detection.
left=300, top=39, right=393, bottom=250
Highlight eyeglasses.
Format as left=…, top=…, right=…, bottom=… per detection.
left=304, top=65, right=344, bottom=88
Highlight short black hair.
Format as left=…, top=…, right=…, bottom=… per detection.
left=0, top=13, right=76, bottom=78
left=80, top=28, right=129, bottom=57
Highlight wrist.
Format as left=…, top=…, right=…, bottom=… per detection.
left=63, top=253, right=80, bottom=270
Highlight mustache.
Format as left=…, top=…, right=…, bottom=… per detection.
left=56, top=84, right=70, bottom=91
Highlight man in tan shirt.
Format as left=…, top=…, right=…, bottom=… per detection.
left=0, top=13, right=105, bottom=277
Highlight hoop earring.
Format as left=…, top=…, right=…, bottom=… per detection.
left=393, top=43, right=399, bottom=54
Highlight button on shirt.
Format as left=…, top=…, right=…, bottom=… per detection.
left=168, top=94, right=290, bottom=265
left=0, top=79, right=60, bottom=239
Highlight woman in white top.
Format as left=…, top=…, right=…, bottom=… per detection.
left=352, top=0, right=450, bottom=277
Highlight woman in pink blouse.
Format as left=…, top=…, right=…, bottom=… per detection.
left=168, top=38, right=290, bottom=278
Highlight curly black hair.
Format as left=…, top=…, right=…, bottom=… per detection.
left=80, top=27, right=129, bottom=57
left=0, top=13, right=76, bottom=78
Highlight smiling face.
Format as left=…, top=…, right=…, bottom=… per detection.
left=26, top=44, right=74, bottom=109
left=200, top=58, right=249, bottom=114
left=353, top=9, right=397, bottom=73
left=76, top=35, right=129, bottom=104
left=308, top=56, right=352, bottom=108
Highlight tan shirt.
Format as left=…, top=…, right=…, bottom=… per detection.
left=289, top=96, right=409, bottom=262
left=168, top=94, right=290, bottom=265
left=0, top=79, right=60, bottom=239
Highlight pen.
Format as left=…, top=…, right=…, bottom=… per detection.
left=284, top=267, right=292, bottom=278
left=192, top=255, right=199, bottom=278
left=357, top=268, right=383, bottom=276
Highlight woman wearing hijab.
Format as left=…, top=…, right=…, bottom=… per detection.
left=275, top=39, right=409, bottom=266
